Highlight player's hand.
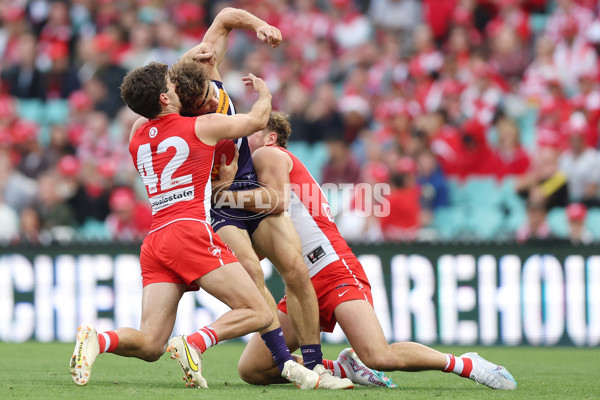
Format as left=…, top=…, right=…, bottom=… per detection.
left=256, top=25, right=282, bottom=48
left=218, top=146, right=239, bottom=185
left=242, top=73, right=270, bottom=96
left=192, top=43, right=216, bottom=67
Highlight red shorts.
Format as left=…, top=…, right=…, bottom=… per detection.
left=140, top=219, right=238, bottom=291
left=277, top=258, right=373, bottom=332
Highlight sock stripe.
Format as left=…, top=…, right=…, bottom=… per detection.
left=444, top=354, right=456, bottom=373
left=202, top=326, right=218, bottom=345
left=460, top=357, right=473, bottom=378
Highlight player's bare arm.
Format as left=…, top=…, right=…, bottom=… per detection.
left=215, top=146, right=291, bottom=214
left=195, top=74, right=271, bottom=145
left=181, top=7, right=282, bottom=81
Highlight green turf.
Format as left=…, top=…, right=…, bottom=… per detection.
left=0, top=341, right=598, bottom=400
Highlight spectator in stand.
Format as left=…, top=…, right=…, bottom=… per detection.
left=566, top=202, right=593, bottom=244
left=516, top=145, right=568, bottom=209
left=0, top=148, right=37, bottom=214
left=32, top=171, right=75, bottom=238
left=81, top=33, right=127, bottom=118
left=321, top=135, right=361, bottom=185
left=44, top=42, right=80, bottom=100
left=553, top=16, right=597, bottom=95
left=546, top=0, right=594, bottom=43
left=520, top=36, right=557, bottom=105
left=515, top=196, right=553, bottom=243
left=558, top=112, right=600, bottom=206
left=416, top=149, right=449, bottom=224
left=0, top=192, right=19, bottom=245
left=461, top=59, right=504, bottom=126
left=379, top=157, right=422, bottom=241
left=572, top=71, right=600, bottom=147
left=121, top=23, right=155, bottom=70
left=330, top=0, right=372, bottom=52
left=369, top=0, right=421, bottom=33
left=337, top=162, right=389, bottom=243
left=18, top=207, right=47, bottom=246
left=488, top=25, right=529, bottom=85
left=305, top=83, right=344, bottom=143
left=13, top=120, right=48, bottom=179
left=1, top=32, right=45, bottom=99
left=493, top=116, right=531, bottom=177
left=105, top=187, right=152, bottom=242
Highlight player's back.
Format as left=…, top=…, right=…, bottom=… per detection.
left=130, top=113, right=214, bottom=232
left=276, top=147, right=355, bottom=277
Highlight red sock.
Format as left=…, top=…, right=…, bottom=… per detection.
left=97, top=331, right=119, bottom=354
left=443, top=354, right=473, bottom=378
left=322, top=359, right=348, bottom=378
left=186, top=326, right=219, bottom=354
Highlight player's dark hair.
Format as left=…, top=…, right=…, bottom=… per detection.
left=170, top=59, right=210, bottom=117
left=267, top=111, right=292, bottom=148
left=120, top=62, right=169, bottom=119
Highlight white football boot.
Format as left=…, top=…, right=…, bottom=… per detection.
left=70, top=324, right=100, bottom=386
left=167, top=336, right=208, bottom=388
left=281, top=360, right=320, bottom=389
left=460, top=352, right=517, bottom=390
left=336, top=348, right=397, bottom=388
left=313, top=364, right=354, bottom=389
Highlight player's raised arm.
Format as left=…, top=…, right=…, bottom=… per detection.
left=195, top=73, right=271, bottom=145
left=180, top=7, right=282, bottom=81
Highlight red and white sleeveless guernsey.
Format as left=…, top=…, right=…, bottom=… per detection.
left=277, top=147, right=357, bottom=278
left=129, top=113, right=213, bottom=232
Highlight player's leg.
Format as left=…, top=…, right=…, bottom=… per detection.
left=238, top=310, right=300, bottom=385
left=335, top=300, right=447, bottom=371
left=167, top=261, right=273, bottom=388
left=70, top=282, right=185, bottom=385
left=215, top=224, right=313, bottom=381
left=251, top=214, right=321, bottom=365
left=216, top=225, right=280, bottom=334
left=334, top=300, right=516, bottom=390
left=197, top=260, right=273, bottom=339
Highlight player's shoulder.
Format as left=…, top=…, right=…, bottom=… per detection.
left=253, top=146, right=291, bottom=165
left=129, top=117, right=149, bottom=141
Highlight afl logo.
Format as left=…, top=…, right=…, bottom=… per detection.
left=149, top=127, right=158, bottom=138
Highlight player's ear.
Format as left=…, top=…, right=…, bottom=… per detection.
left=267, top=132, right=277, bottom=146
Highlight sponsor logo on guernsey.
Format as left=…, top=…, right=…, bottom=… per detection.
left=307, top=246, right=326, bottom=264
left=149, top=126, right=158, bottom=138
left=149, top=186, right=194, bottom=213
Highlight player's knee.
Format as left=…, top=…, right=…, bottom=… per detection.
left=238, top=360, right=261, bottom=385
left=240, top=259, right=265, bottom=285
left=357, top=350, right=391, bottom=371
left=278, top=261, right=310, bottom=288
left=141, top=343, right=166, bottom=362
left=255, top=307, right=273, bottom=331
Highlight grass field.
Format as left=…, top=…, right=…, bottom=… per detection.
left=1, top=341, right=598, bottom=400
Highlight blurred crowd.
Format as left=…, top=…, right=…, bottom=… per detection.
left=1, top=0, right=600, bottom=245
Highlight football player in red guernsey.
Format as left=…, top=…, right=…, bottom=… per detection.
left=171, top=8, right=351, bottom=390
left=221, top=112, right=518, bottom=391
left=69, top=62, right=275, bottom=388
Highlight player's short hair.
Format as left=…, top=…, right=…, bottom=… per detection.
left=267, top=111, right=292, bottom=148
left=170, top=59, right=210, bottom=117
left=120, top=62, right=169, bottom=119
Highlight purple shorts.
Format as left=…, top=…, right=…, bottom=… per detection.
left=210, top=207, right=268, bottom=236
